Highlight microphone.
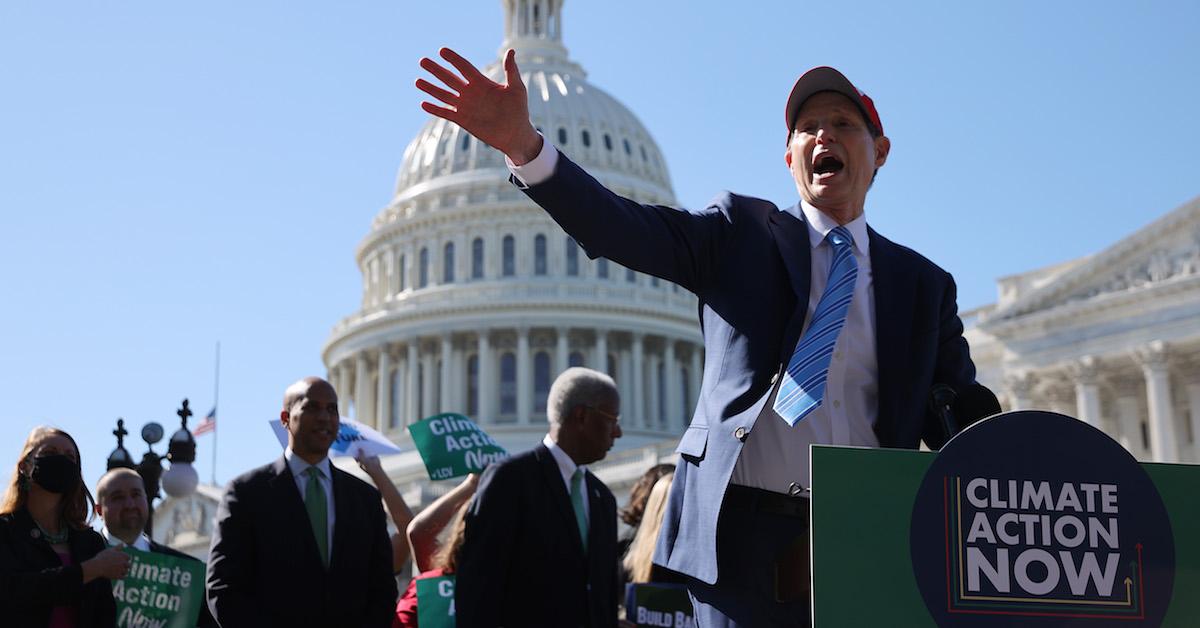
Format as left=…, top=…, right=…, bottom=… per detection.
left=929, top=384, right=958, bottom=442
left=953, top=383, right=1002, bottom=429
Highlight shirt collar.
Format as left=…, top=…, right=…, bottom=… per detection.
left=798, top=200, right=870, bottom=257
left=542, top=434, right=583, bottom=486
left=101, top=525, right=151, bottom=551
left=284, top=447, right=332, bottom=481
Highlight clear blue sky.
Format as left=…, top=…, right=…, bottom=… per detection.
left=2, top=0, right=1197, bottom=496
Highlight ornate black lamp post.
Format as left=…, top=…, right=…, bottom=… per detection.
left=105, top=399, right=198, bottom=537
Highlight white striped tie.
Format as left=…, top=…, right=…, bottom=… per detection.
left=773, top=226, right=858, bottom=426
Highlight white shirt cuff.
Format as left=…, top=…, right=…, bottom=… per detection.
left=506, top=134, right=559, bottom=188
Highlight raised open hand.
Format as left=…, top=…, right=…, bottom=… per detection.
left=417, top=47, right=543, bottom=165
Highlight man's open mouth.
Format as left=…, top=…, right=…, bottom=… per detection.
left=813, top=154, right=844, bottom=177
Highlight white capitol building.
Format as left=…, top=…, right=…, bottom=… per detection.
left=153, top=0, right=1199, bottom=559
left=320, top=0, right=700, bottom=506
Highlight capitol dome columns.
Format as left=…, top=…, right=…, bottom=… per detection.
left=630, top=333, right=645, bottom=428
left=376, top=348, right=391, bottom=429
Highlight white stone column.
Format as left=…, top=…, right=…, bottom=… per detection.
left=647, top=352, right=661, bottom=429
left=451, top=343, right=465, bottom=412
left=664, top=339, right=681, bottom=431
left=376, top=348, right=391, bottom=430
left=556, top=327, right=570, bottom=374
left=594, top=329, right=608, bottom=374
left=689, top=345, right=702, bottom=418
left=388, top=246, right=399, bottom=297
left=477, top=332, right=492, bottom=423
left=395, top=355, right=407, bottom=427
left=421, top=347, right=436, bottom=418
left=1069, top=356, right=1102, bottom=428
left=1004, top=371, right=1037, bottom=410
left=517, top=327, right=532, bottom=423
left=631, top=333, right=645, bottom=429
left=406, top=342, right=419, bottom=424
left=333, top=363, right=350, bottom=416
left=1136, top=342, right=1177, bottom=463
left=440, top=335, right=453, bottom=413
left=354, top=353, right=369, bottom=422
left=619, top=346, right=633, bottom=419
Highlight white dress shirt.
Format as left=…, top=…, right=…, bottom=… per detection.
left=101, top=526, right=151, bottom=551
left=543, top=434, right=589, bottom=526
left=729, top=201, right=880, bottom=494
left=285, top=448, right=336, bottom=552
left=509, top=141, right=881, bottom=494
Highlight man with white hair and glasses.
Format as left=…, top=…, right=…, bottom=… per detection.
left=455, top=367, right=624, bottom=627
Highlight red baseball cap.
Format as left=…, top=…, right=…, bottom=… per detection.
left=784, top=66, right=883, bottom=142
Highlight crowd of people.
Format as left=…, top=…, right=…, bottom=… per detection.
left=0, top=367, right=678, bottom=628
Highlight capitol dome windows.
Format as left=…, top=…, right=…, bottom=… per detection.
left=557, top=127, right=568, bottom=146
left=398, top=254, right=406, bottom=292
left=499, top=352, right=517, bottom=417
left=581, top=130, right=591, bottom=148
left=565, top=236, right=579, bottom=276
left=534, top=352, right=551, bottom=412
left=597, top=258, right=609, bottom=279
left=603, top=134, right=613, bottom=151
left=443, top=242, right=455, bottom=284
left=471, top=237, right=484, bottom=280
left=502, top=235, right=516, bottom=277
left=534, top=234, right=548, bottom=276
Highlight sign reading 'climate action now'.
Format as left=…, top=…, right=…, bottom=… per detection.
left=910, top=411, right=1175, bottom=627
left=408, top=413, right=507, bottom=480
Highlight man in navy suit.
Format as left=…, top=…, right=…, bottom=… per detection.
left=455, top=367, right=623, bottom=628
left=206, top=377, right=396, bottom=628
left=418, top=49, right=979, bottom=627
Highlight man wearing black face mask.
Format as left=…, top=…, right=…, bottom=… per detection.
left=1, top=426, right=128, bottom=627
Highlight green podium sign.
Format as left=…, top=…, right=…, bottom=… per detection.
left=810, top=411, right=1200, bottom=627
left=416, top=575, right=456, bottom=627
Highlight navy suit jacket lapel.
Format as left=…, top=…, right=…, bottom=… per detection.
left=536, top=444, right=587, bottom=558
left=768, top=206, right=812, bottom=362
left=869, top=227, right=914, bottom=434
left=268, top=456, right=324, bottom=570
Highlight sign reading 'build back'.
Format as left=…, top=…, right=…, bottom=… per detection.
left=910, top=411, right=1176, bottom=626
left=408, top=413, right=507, bottom=480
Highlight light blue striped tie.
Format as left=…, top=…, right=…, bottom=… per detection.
left=774, top=226, right=858, bottom=426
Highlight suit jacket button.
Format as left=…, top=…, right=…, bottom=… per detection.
left=734, top=427, right=747, bottom=441
left=770, top=372, right=779, bottom=385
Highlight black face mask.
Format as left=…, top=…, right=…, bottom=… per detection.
left=30, top=454, right=80, bottom=495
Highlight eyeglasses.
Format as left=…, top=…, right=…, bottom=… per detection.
left=584, top=406, right=621, bottom=423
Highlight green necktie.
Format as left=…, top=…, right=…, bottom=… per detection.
left=570, top=468, right=588, bottom=553
left=304, top=467, right=329, bottom=568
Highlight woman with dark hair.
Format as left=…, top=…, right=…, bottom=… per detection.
left=0, top=426, right=130, bottom=627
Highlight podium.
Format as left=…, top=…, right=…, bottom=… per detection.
left=810, top=410, right=1199, bottom=627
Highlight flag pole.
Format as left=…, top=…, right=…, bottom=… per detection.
left=211, top=341, right=220, bottom=486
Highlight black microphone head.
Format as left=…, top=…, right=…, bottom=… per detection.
left=928, top=383, right=957, bottom=414
left=953, top=383, right=1002, bottom=428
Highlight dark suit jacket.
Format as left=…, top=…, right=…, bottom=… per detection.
left=147, top=540, right=216, bottom=627
left=519, top=153, right=978, bottom=585
left=0, top=509, right=116, bottom=627
left=456, top=443, right=618, bottom=628
left=206, top=456, right=397, bottom=628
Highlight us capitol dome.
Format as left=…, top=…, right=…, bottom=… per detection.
left=321, top=0, right=702, bottom=503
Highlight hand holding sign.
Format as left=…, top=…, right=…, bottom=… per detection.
left=407, top=413, right=507, bottom=480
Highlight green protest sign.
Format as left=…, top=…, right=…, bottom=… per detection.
left=112, top=547, right=205, bottom=628
left=416, top=575, right=456, bottom=627
left=626, top=583, right=695, bottom=628
left=408, top=413, right=507, bottom=480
